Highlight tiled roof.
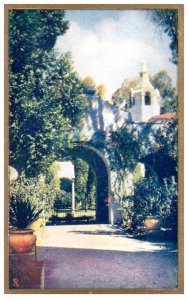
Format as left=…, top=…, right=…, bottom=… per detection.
left=149, top=112, right=176, bottom=121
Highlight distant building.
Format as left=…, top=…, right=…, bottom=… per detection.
left=77, top=62, right=162, bottom=140
left=127, top=62, right=161, bottom=122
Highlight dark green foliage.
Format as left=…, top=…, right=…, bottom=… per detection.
left=74, top=158, right=96, bottom=209
left=60, top=179, right=72, bottom=193
left=151, top=70, right=177, bottom=113
left=65, top=212, right=74, bottom=222
left=9, top=9, right=69, bottom=73
left=126, top=177, right=159, bottom=235
left=121, top=176, right=177, bottom=236
left=120, top=198, right=134, bottom=229
left=107, top=127, right=140, bottom=171
left=158, top=177, right=177, bottom=231
left=9, top=9, right=88, bottom=177
left=133, top=177, right=160, bottom=214
left=9, top=175, right=55, bottom=228
left=75, top=158, right=89, bottom=208
left=9, top=51, right=87, bottom=177
left=144, top=119, right=178, bottom=163
left=86, top=166, right=96, bottom=209
left=105, top=121, right=177, bottom=236
left=91, top=131, right=107, bottom=148
left=54, top=190, right=72, bottom=209
left=9, top=174, right=57, bottom=228
left=10, top=199, right=43, bottom=229
left=149, top=9, right=178, bottom=64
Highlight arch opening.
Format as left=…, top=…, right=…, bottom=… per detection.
left=145, top=91, right=151, bottom=105
left=62, top=144, right=111, bottom=224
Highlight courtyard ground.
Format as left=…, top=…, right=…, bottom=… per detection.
left=10, top=224, right=178, bottom=291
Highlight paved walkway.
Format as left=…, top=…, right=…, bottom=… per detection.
left=36, top=224, right=178, bottom=290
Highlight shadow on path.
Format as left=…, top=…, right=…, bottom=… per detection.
left=37, top=246, right=178, bottom=290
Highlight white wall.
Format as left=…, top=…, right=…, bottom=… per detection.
left=129, top=93, right=142, bottom=122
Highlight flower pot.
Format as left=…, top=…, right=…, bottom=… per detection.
left=9, top=229, right=37, bottom=253
left=145, top=216, right=161, bottom=230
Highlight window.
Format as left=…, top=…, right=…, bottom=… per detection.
left=129, top=97, right=135, bottom=108
left=145, top=92, right=151, bottom=105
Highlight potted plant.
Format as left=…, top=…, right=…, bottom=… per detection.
left=9, top=200, right=43, bottom=253
left=9, top=176, right=43, bottom=254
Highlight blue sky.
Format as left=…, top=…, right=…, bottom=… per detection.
left=55, top=10, right=177, bottom=99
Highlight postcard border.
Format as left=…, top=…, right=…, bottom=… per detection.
left=4, top=3, right=184, bottom=294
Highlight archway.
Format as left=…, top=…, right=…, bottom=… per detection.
left=63, top=144, right=111, bottom=224
left=142, top=152, right=177, bottom=182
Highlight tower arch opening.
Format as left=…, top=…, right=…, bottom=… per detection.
left=145, top=91, right=151, bottom=105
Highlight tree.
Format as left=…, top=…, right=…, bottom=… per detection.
left=9, top=11, right=88, bottom=177
left=85, top=166, right=96, bottom=209
left=151, top=70, right=177, bottom=113
left=9, top=9, right=69, bottom=74
left=82, top=76, right=96, bottom=94
left=141, top=119, right=178, bottom=163
left=125, top=175, right=177, bottom=236
left=112, top=77, right=139, bottom=105
left=149, top=10, right=178, bottom=64
left=74, top=158, right=96, bottom=210
left=96, top=84, right=107, bottom=99
left=158, top=177, right=177, bottom=234
left=10, top=50, right=87, bottom=177
left=112, top=70, right=177, bottom=114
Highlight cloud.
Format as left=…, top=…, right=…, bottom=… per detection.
left=55, top=10, right=177, bottom=99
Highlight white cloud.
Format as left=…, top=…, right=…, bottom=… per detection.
left=55, top=10, right=177, bottom=99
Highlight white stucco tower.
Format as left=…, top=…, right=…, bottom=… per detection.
left=128, top=62, right=161, bottom=122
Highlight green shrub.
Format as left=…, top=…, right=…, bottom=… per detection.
left=128, top=177, right=160, bottom=235
left=121, top=176, right=177, bottom=236
left=54, top=190, right=72, bottom=209
left=9, top=174, right=57, bottom=228
left=65, top=212, right=74, bottom=222
left=158, top=177, right=177, bottom=231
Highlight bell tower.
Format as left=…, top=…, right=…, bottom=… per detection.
left=128, top=62, right=161, bottom=122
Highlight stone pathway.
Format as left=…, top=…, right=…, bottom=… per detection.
left=36, top=224, right=178, bottom=290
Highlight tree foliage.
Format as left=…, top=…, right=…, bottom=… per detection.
left=106, top=121, right=177, bottom=236
left=149, top=9, right=178, bottom=64
left=123, top=175, right=177, bottom=236
left=82, top=75, right=96, bottom=94
left=85, top=166, right=96, bottom=209
left=9, top=9, right=69, bottom=73
left=74, top=158, right=96, bottom=209
left=96, top=84, right=107, bottom=99
left=141, top=119, right=178, bottom=163
left=9, top=10, right=88, bottom=177
left=112, top=70, right=177, bottom=114
left=107, top=126, right=141, bottom=172
left=10, top=51, right=87, bottom=176
left=158, top=177, right=177, bottom=232
left=151, top=70, right=177, bottom=113
left=10, top=174, right=57, bottom=227
left=112, top=77, right=139, bottom=104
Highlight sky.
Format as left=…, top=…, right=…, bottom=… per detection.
left=56, top=10, right=177, bottom=100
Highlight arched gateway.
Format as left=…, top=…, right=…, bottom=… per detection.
left=63, top=144, right=111, bottom=224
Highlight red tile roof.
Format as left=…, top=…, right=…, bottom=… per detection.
left=149, top=112, right=176, bottom=121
